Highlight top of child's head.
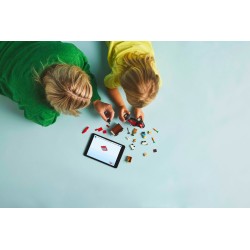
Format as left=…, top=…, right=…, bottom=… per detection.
left=40, top=64, right=93, bottom=115
left=120, top=54, right=160, bottom=108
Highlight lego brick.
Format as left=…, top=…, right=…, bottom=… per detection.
left=95, top=127, right=103, bottom=132
left=126, top=156, right=132, bottom=163
left=110, top=123, right=123, bottom=136
left=82, top=126, right=89, bottom=134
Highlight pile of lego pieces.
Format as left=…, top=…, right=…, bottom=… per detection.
left=81, top=121, right=159, bottom=165
left=105, top=122, right=159, bottom=164
left=124, top=127, right=159, bottom=163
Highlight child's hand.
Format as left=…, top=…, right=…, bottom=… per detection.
left=93, top=100, right=115, bottom=122
left=118, top=105, right=130, bottom=122
left=134, top=108, right=144, bottom=120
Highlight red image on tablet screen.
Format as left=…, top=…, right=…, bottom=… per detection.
left=101, top=146, right=108, bottom=151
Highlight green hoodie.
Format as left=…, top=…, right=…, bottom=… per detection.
left=0, top=41, right=100, bottom=126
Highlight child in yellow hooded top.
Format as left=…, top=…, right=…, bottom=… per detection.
left=104, top=41, right=161, bottom=122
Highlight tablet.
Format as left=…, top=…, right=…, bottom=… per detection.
left=83, top=133, right=125, bottom=168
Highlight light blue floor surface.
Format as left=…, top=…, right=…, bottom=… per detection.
left=0, top=42, right=250, bottom=207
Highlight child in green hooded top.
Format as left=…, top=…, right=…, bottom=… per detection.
left=0, top=41, right=114, bottom=126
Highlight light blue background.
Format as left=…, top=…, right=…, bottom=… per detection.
left=0, top=42, right=250, bottom=207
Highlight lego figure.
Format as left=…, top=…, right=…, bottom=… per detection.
left=141, top=141, right=148, bottom=145
left=110, top=123, right=123, bottom=136
left=141, top=131, right=146, bottom=139
left=131, top=128, right=137, bottom=136
left=129, top=144, right=135, bottom=150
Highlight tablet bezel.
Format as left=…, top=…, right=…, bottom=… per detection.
left=83, top=133, right=125, bottom=168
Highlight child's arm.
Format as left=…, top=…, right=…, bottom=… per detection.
left=106, top=87, right=130, bottom=122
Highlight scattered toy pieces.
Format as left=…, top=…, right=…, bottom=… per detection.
left=82, top=126, right=89, bottom=134
left=141, top=131, right=146, bottom=139
left=131, top=128, right=138, bottom=136
left=82, top=119, right=160, bottom=164
left=110, top=123, right=123, bottom=136
left=95, top=127, right=103, bottom=132
left=126, top=156, right=132, bottom=163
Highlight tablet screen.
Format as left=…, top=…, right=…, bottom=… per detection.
left=84, top=133, right=125, bottom=168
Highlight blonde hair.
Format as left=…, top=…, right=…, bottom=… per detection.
left=35, top=64, right=92, bottom=116
left=120, top=53, right=160, bottom=108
